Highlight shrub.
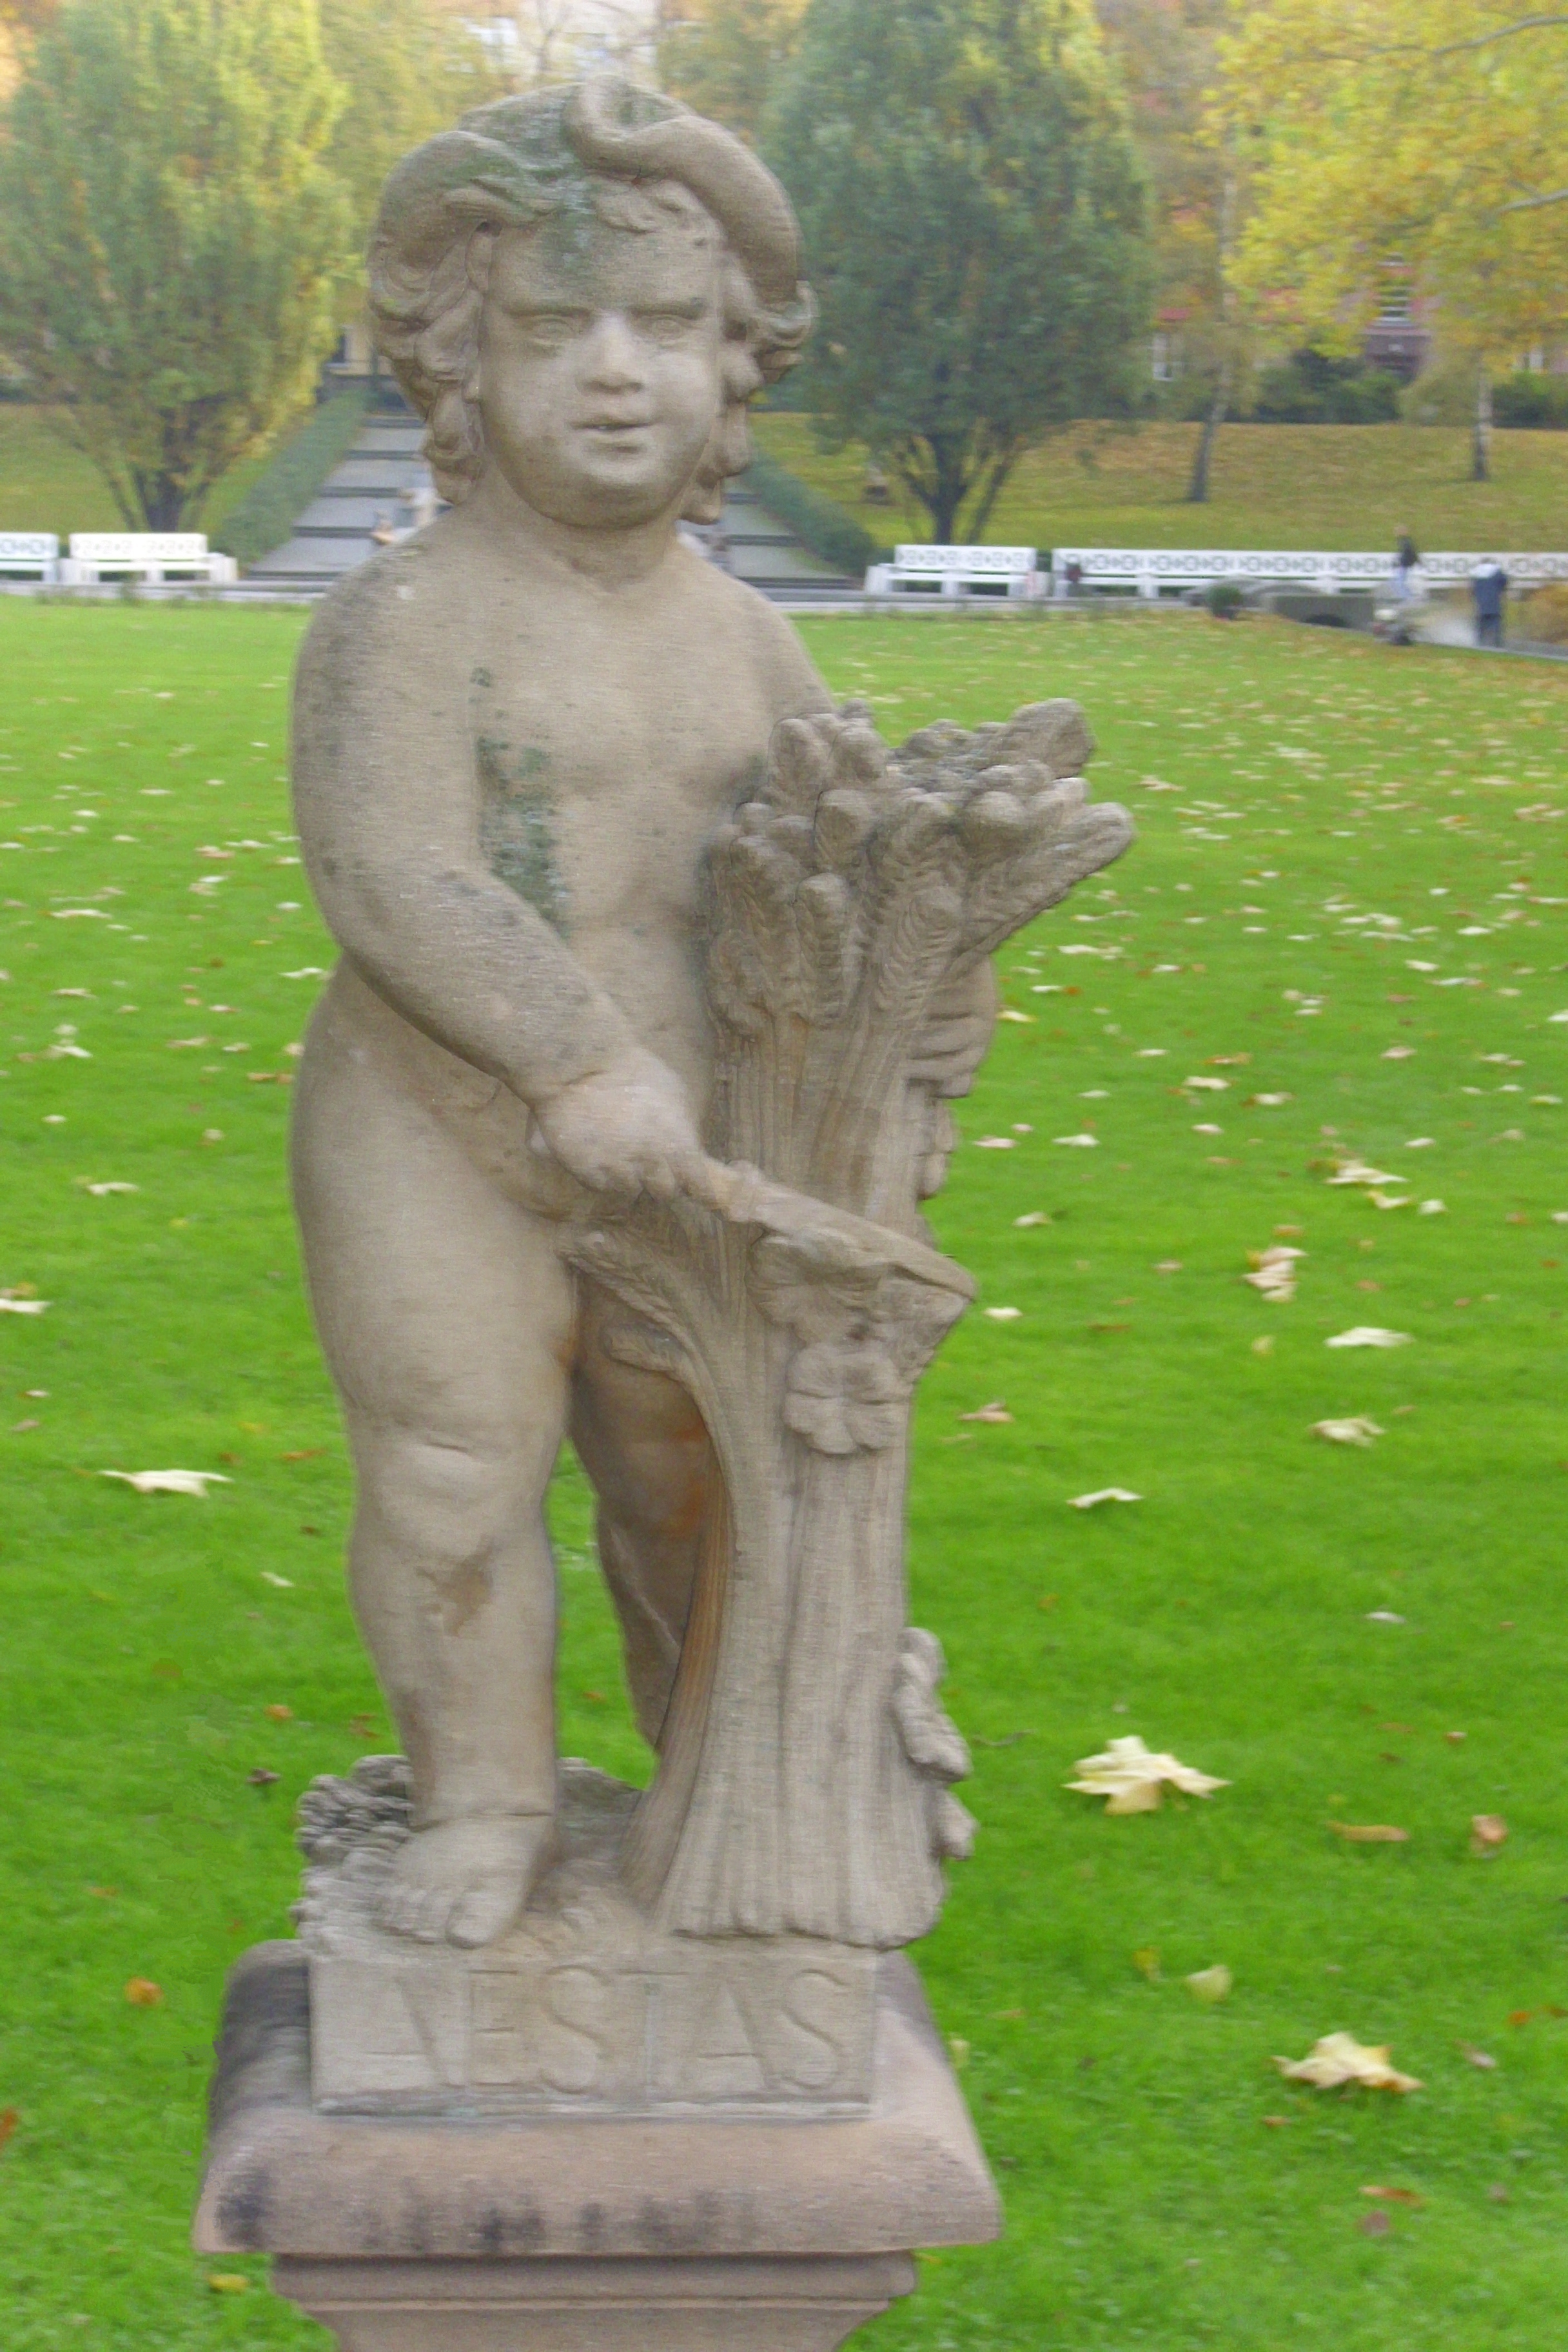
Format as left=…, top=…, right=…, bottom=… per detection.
left=1250, top=350, right=1401, bottom=424
left=1492, top=373, right=1568, bottom=430
left=742, top=446, right=890, bottom=578
left=1204, top=580, right=1244, bottom=618
left=211, top=387, right=369, bottom=569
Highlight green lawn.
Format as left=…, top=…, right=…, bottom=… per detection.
left=754, top=412, right=1568, bottom=554
left=0, top=407, right=280, bottom=542
left=1, top=602, right=1567, bottom=2351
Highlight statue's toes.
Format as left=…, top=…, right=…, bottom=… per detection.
left=446, top=1873, right=521, bottom=1949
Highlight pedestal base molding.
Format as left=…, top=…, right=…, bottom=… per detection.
left=195, top=1943, right=998, bottom=2352
left=275, top=2253, right=915, bottom=2352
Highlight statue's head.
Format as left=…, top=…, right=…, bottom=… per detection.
left=368, top=78, right=812, bottom=529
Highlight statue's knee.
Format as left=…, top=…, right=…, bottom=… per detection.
left=368, top=1431, right=534, bottom=1560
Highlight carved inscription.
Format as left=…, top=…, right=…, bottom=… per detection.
left=310, top=1941, right=876, bottom=2115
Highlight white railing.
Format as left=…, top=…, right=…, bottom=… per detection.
left=60, top=533, right=237, bottom=585
left=866, top=544, right=1044, bottom=599
left=0, top=532, right=60, bottom=580
left=1050, top=547, right=1568, bottom=599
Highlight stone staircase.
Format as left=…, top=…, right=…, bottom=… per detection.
left=241, top=407, right=855, bottom=602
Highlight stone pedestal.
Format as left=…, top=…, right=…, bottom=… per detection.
left=195, top=1942, right=999, bottom=2352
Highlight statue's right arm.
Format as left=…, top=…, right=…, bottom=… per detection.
left=291, top=570, right=637, bottom=1111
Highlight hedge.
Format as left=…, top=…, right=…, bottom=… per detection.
left=741, top=444, right=890, bottom=578
left=211, top=387, right=371, bottom=569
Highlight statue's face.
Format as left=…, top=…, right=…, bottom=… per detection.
left=476, top=207, right=725, bottom=530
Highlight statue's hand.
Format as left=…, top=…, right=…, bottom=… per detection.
left=534, top=1047, right=706, bottom=1201
left=906, top=959, right=997, bottom=1099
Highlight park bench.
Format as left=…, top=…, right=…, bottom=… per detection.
left=865, top=544, right=1044, bottom=600
left=59, top=533, right=238, bottom=587
left=0, top=532, right=60, bottom=582
left=1050, top=547, right=1568, bottom=601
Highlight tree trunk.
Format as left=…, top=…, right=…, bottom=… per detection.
left=1187, top=362, right=1231, bottom=504
left=1471, top=362, right=1492, bottom=482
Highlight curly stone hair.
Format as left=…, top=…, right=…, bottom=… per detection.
left=366, top=77, right=814, bottom=525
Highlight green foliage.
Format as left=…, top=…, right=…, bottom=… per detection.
left=764, top=0, right=1155, bottom=542
left=1201, top=574, right=1242, bottom=612
left=317, top=0, right=501, bottom=310
left=1250, top=349, right=1402, bottom=426
left=1492, top=373, right=1568, bottom=431
left=743, top=442, right=888, bottom=574
left=0, top=0, right=353, bottom=531
left=210, top=387, right=369, bottom=569
left=4, top=604, right=1568, bottom=2345
left=659, top=0, right=810, bottom=142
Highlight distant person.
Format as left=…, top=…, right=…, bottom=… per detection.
left=1392, top=528, right=1420, bottom=602
left=1471, top=558, right=1509, bottom=647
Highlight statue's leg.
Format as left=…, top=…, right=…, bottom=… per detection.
left=570, top=1281, right=720, bottom=1750
left=292, top=1024, right=575, bottom=1949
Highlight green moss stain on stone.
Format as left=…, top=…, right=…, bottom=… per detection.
left=476, top=735, right=565, bottom=932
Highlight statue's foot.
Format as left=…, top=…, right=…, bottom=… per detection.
left=378, top=1813, right=554, bottom=1947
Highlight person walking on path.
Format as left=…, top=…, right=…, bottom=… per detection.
left=1471, top=558, right=1509, bottom=647
left=1393, top=528, right=1421, bottom=602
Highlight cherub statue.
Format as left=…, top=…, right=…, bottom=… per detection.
left=290, top=82, right=1007, bottom=1951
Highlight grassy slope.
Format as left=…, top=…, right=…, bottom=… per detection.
left=0, top=408, right=282, bottom=542
left=754, top=413, right=1568, bottom=554
left=0, top=602, right=1566, bottom=2351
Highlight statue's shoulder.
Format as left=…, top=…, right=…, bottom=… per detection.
left=298, top=531, right=471, bottom=705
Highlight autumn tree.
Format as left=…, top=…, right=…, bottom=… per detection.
left=766, top=0, right=1153, bottom=544
left=1216, top=0, right=1568, bottom=479
left=659, top=0, right=808, bottom=142
left=0, top=0, right=353, bottom=530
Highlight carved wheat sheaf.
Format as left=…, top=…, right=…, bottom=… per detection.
left=569, top=699, right=1131, bottom=1947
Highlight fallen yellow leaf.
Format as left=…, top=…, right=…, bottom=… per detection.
left=1329, top=1822, right=1410, bottom=1843
left=124, top=1977, right=162, bottom=2007
left=1186, top=1965, right=1233, bottom=2004
left=1067, top=1734, right=1229, bottom=1814
left=207, top=2275, right=251, bottom=2293
left=1273, top=2033, right=1422, bottom=2092
left=1470, top=1814, right=1508, bottom=1857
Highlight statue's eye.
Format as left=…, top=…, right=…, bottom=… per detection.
left=522, top=310, right=582, bottom=342
left=642, top=311, right=700, bottom=343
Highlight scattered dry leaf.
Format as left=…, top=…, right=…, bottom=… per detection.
left=1470, top=1814, right=1508, bottom=1857
left=1326, top=1328, right=1413, bottom=1350
left=959, top=1400, right=1013, bottom=1424
left=1246, top=1244, right=1304, bottom=1302
left=1013, top=1210, right=1053, bottom=1227
left=124, top=1977, right=162, bottom=2007
left=1359, top=2209, right=1393, bottom=2237
left=973, top=1135, right=1016, bottom=1150
left=1313, top=1416, right=1385, bottom=1447
left=1052, top=1132, right=1099, bottom=1148
left=260, top=1571, right=294, bottom=1588
left=947, top=2035, right=970, bottom=2070
left=1272, top=2034, right=1422, bottom=2092
left=1187, top=1965, right=1233, bottom=2004
left=1362, top=2184, right=1424, bottom=2206
left=0, top=2108, right=17, bottom=2154
left=207, top=2275, right=251, bottom=2293
left=0, top=1297, right=49, bottom=1316
left=1132, top=1946, right=1162, bottom=1981
left=1459, top=2043, right=1497, bottom=2070
left=1069, top=1486, right=1142, bottom=1509
left=983, top=1306, right=1023, bottom=1322
left=264, top=1703, right=292, bottom=1721
left=1067, top=1734, right=1229, bottom=1814
left=101, top=1469, right=231, bottom=1496
left=1329, top=1821, right=1409, bottom=1843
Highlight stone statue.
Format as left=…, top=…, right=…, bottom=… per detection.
left=196, top=77, right=1130, bottom=2349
